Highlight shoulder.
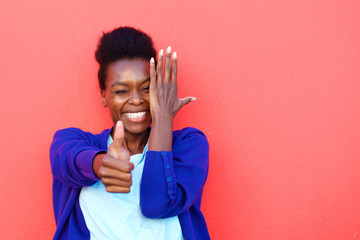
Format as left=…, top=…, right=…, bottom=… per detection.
left=172, top=127, right=209, bottom=149
left=52, top=127, right=111, bottom=145
left=173, top=127, right=207, bottom=140
left=171, top=127, right=209, bottom=169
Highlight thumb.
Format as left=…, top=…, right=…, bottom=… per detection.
left=113, top=120, right=125, bottom=148
left=179, top=96, right=196, bottom=107
left=109, top=121, right=131, bottom=166
left=173, top=97, right=196, bottom=117
left=112, top=121, right=130, bottom=160
left=114, top=122, right=133, bottom=169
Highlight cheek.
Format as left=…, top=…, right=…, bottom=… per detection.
left=142, top=93, right=150, bottom=103
left=108, top=96, right=127, bottom=111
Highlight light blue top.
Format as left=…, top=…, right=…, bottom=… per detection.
left=79, top=136, right=183, bottom=240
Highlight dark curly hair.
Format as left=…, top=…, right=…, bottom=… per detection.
left=95, top=27, right=157, bottom=90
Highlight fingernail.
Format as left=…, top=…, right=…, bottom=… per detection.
left=167, top=46, right=171, bottom=54
left=150, top=57, right=154, bottom=63
left=159, top=49, right=164, bottom=56
left=173, top=52, right=177, bottom=59
left=191, top=97, right=197, bottom=102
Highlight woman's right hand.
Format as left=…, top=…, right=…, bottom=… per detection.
left=93, top=121, right=134, bottom=193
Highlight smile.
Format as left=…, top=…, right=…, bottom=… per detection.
left=123, top=111, right=149, bottom=119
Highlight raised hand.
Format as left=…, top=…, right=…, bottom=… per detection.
left=148, top=47, right=195, bottom=152
left=149, top=46, right=195, bottom=119
left=93, top=121, right=134, bottom=193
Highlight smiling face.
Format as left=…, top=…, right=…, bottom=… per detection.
left=101, top=58, right=151, bottom=135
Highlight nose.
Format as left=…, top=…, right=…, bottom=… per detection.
left=128, top=90, right=143, bottom=105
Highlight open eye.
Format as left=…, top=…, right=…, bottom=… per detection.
left=142, top=86, right=150, bottom=91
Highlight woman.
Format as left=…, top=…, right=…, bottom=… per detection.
left=50, top=27, right=210, bottom=240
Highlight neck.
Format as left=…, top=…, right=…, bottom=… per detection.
left=122, top=128, right=149, bottom=155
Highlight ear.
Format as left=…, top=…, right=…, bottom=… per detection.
left=101, top=90, right=107, bottom=107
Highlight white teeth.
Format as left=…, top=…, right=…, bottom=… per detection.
left=124, top=112, right=147, bottom=119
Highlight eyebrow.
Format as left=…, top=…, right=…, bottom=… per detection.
left=111, top=77, right=150, bottom=87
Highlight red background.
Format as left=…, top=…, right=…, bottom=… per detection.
left=1, top=1, right=360, bottom=239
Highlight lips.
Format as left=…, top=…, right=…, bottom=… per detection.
left=124, top=111, right=148, bottom=119
left=122, top=111, right=150, bottom=122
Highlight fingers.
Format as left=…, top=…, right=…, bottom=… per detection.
left=156, top=49, right=164, bottom=87
left=152, top=46, right=194, bottom=117
left=150, top=57, right=156, bottom=89
left=164, top=46, right=171, bottom=84
left=100, top=162, right=133, bottom=193
left=105, top=185, right=132, bottom=193
left=171, top=52, right=177, bottom=84
left=101, top=155, right=134, bottom=173
left=99, top=155, right=134, bottom=193
left=102, top=177, right=132, bottom=188
left=156, top=47, right=176, bottom=85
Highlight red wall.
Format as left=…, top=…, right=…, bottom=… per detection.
left=1, top=1, right=360, bottom=239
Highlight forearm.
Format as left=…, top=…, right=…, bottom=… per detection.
left=141, top=128, right=210, bottom=218
left=50, top=128, right=104, bottom=187
left=148, top=113, right=173, bottom=151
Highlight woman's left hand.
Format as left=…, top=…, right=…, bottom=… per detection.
left=149, top=46, right=195, bottom=120
left=148, top=47, right=195, bottom=152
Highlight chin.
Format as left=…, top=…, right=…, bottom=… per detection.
left=124, top=124, right=150, bottom=135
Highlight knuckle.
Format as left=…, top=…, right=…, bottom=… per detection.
left=102, top=155, right=112, bottom=164
left=107, top=148, right=119, bottom=158
left=124, top=174, right=132, bottom=182
left=123, top=163, right=131, bottom=172
left=105, top=186, right=113, bottom=193
left=101, top=178, right=109, bottom=185
left=98, top=168, right=106, bottom=177
left=101, top=156, right=109, bottom=164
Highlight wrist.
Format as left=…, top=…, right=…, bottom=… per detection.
left=148, top=113, right=173, bottom=152
left=151, top=112, right=173, bottom=129
left=92, top=153, right=106, bottom=178
left=151, top=110, right=173, bottom=123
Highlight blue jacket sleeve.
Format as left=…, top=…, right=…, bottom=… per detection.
left=50, top=128, right=106, bottom=188
left=140, top=128, right=209, bottom=218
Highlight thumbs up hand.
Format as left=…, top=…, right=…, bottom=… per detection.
left=93, top=121, right=134, bottom=193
